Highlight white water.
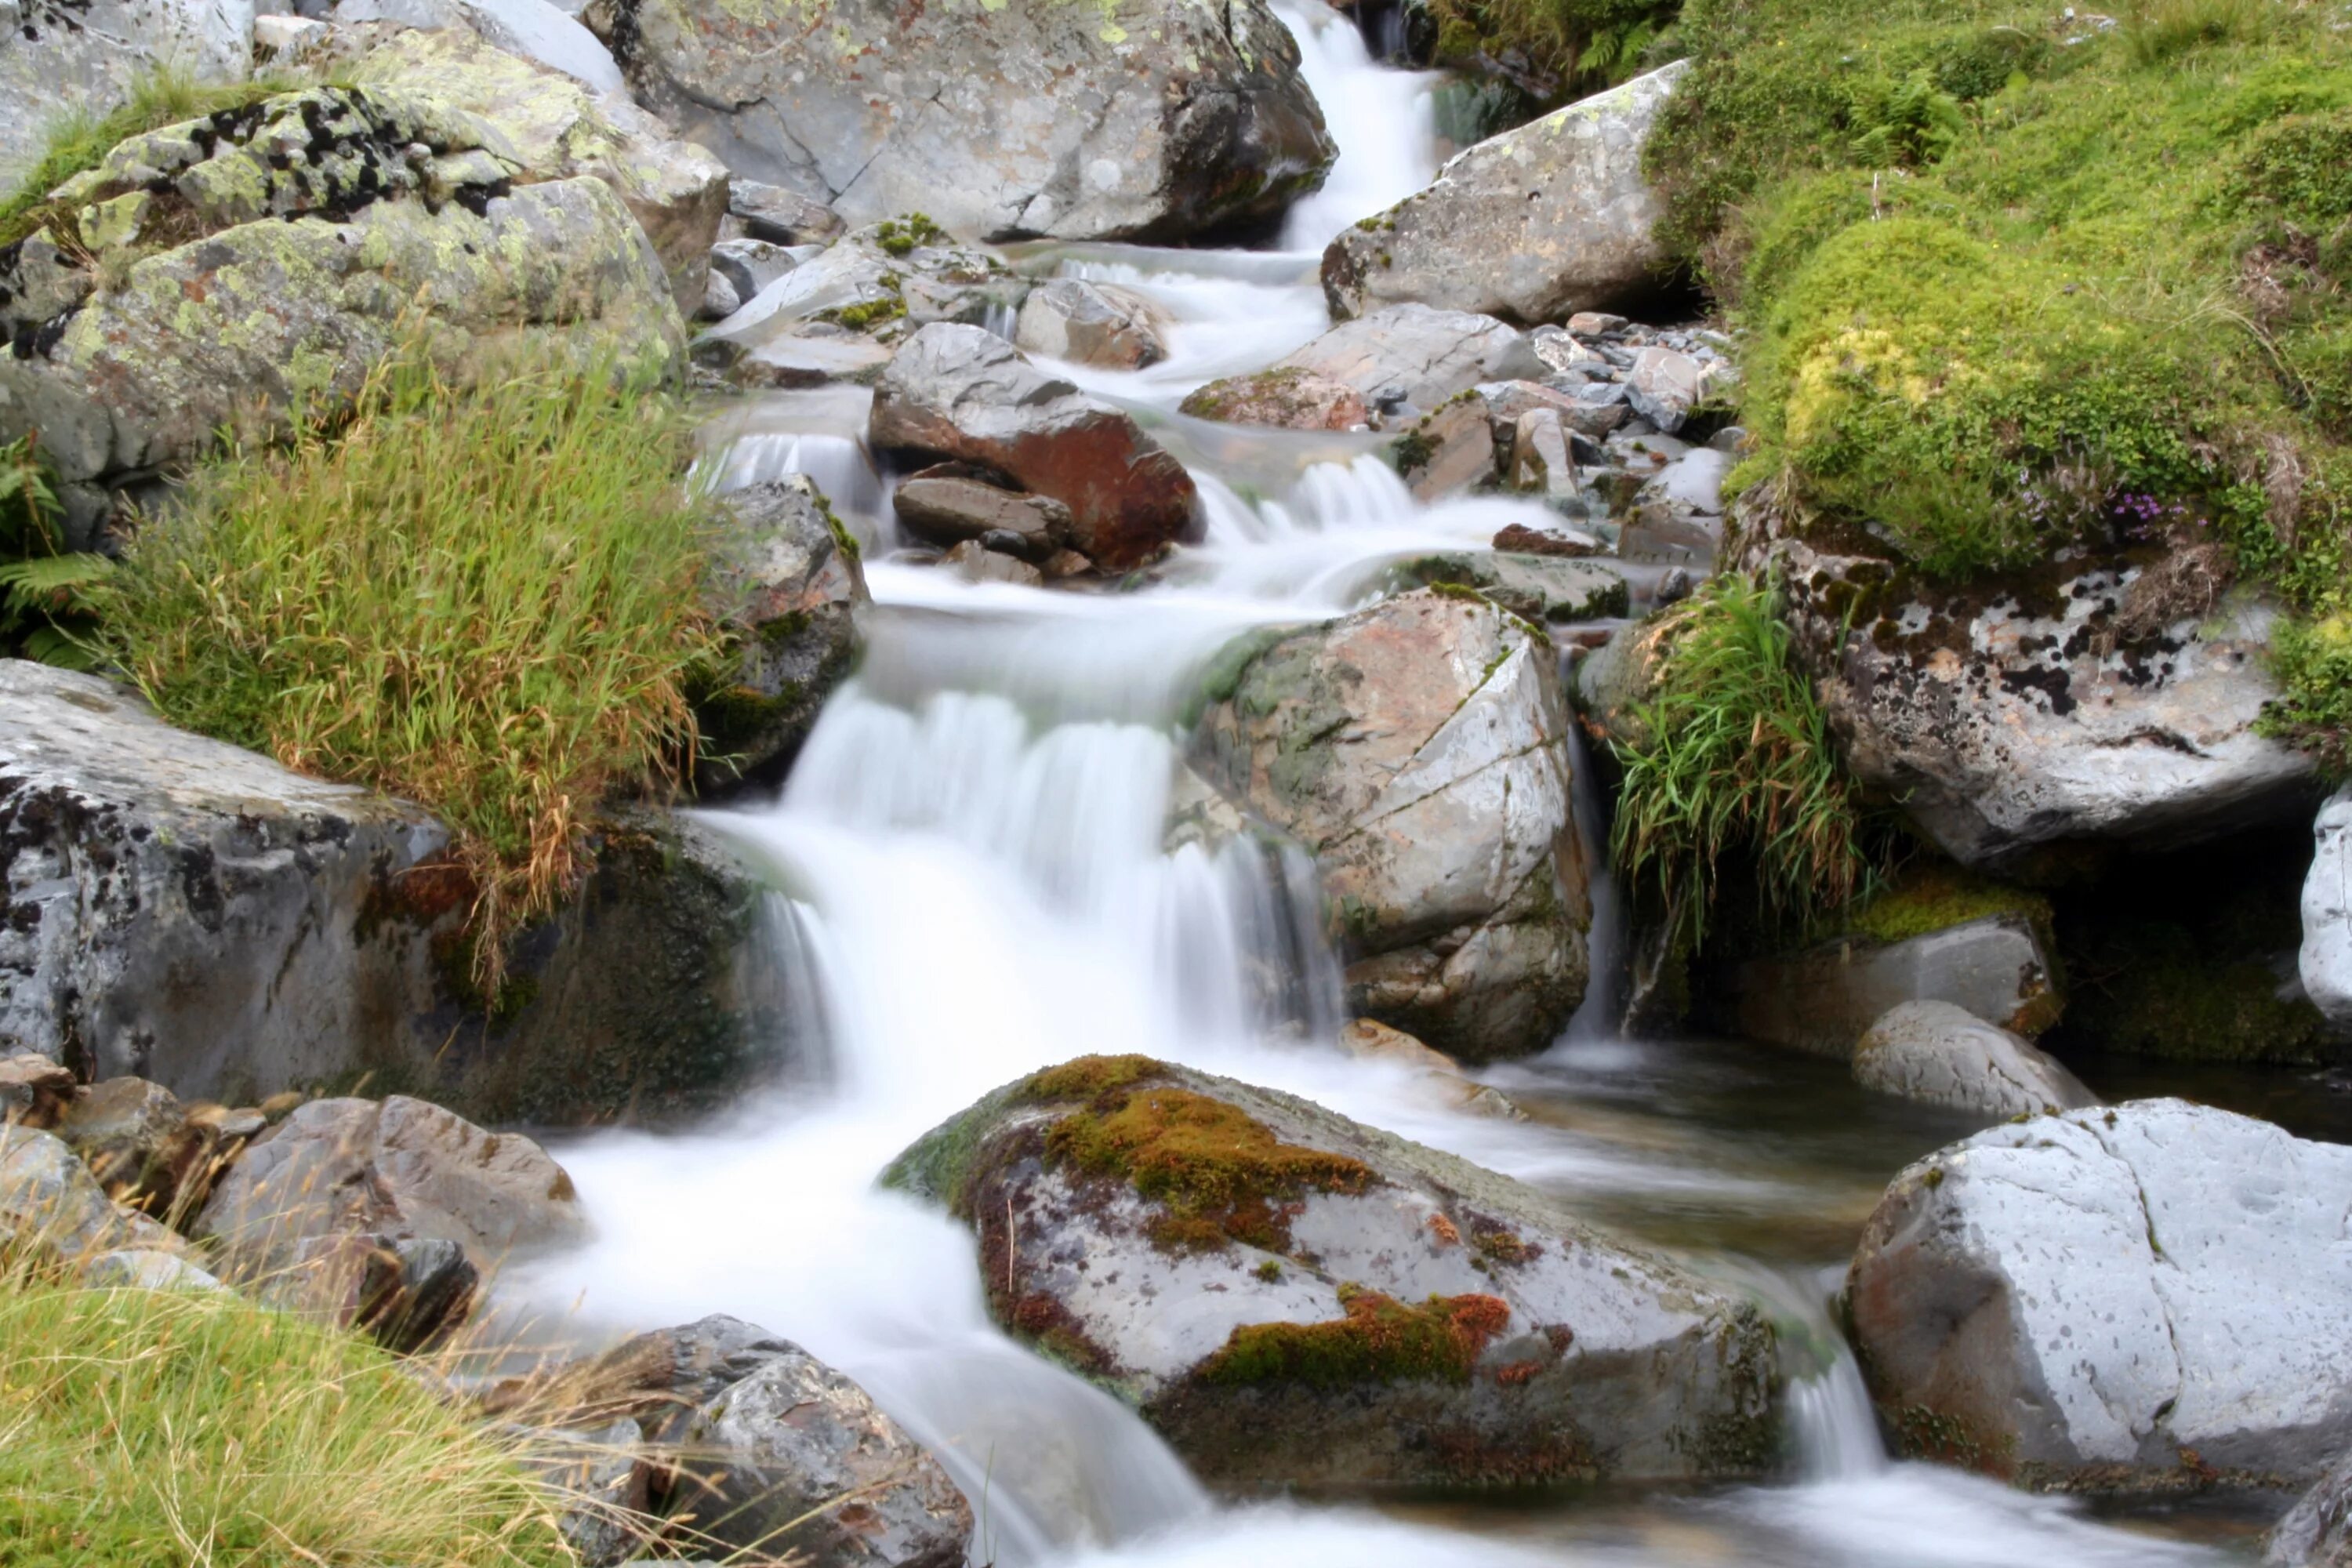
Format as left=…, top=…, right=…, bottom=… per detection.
left=510, top=9, right=2249, bottom=1565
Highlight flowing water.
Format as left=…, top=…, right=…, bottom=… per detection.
left=509, top=10, right=2270, bottom=1561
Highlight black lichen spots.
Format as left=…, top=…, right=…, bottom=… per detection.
left=453, top=180, right=511, bottom=220
left=1998, top=662, right=2077, bottom=717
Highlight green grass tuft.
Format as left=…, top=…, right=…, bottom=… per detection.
left=96, top=352, right=721, bottom=992
left=1609, top=573, right=1884, bottom=950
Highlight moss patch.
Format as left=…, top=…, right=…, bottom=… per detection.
left=1194, top=1287, right=1512, bottom=1390
left=1844, top=862, right=2053, bottom=947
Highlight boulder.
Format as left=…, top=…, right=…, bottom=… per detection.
left=351, top=24, right=731, bottom=315
left=1389, top=552, right=1628, bottom=625
left=0, top=662, right=804, bottom=1123
left=0, top=1051, right=77, bottom=1128
left=727, top=179, right=845, bottom=245
left=1851, top=1001, right=2097, bottom=1119
left=590, top=0, right=1333, bottom=243
left=1623, top=346, right=1705, bottom=434
left=1847, top=1100, right=2352, bottom=1492
left=2302, top=784, right=2352, bottom=1031
left=1748, top=517, right=2318, bottom=869
left=1392, top=394, right=1497, bottom=500
left=0, top=0, right=252, bottom=202
left=884, top=1055, right=1777, bottom=1489
left=1271, top=303, right=1521, bottom=417
left=2270, top=1450, right=2352, bottom=1566
left=0, top=1123, right=182, bottom=1260
left=1014, top=278, right=1170, bottom=370
left=893, top=470, right=1073, bottom=552
left=1191, top=590, right=1590, bottom=1061
left=705, top=238, right=802, bottom=318
left=869, top=324, right=1199, bottom=571
left=1177, top=367, right=1370, bottom=431
left=1320, top=61, right=1686, bottom=325
left=678, top=1352, right=974, bottom=1568
left=0, top=85, right=681, bottom=503
left=691, top=475, right=868, bottom=795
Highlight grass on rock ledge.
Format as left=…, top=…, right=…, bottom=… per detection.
left=98, top=353, right=720, bottom=991
left=0, top=1257, right=575, bottom=1566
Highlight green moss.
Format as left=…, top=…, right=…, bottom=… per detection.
left=1389, top=429, right=1436, bottom=476
left=2069, top=947, right=2331, bottom=1063
left=1022, top=1052, right=1164, bottom=1102
left=1843, top=863, right=2052, bottom=946
left=1193, top=1287, right=1512, bottom=1389
left=871, top=212, right=946, bottom=257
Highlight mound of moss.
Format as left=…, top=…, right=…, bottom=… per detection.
left=1650, top=0, right=2352, bottom=760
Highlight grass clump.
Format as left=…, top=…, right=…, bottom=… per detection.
left=0, top=1261, right=574, bottom=1566
left=1610, top=573, right=1884, bottom=949
left=1194, top=1287, right=1512, bottom=1389
left=96, top=352, right=720, bottom=991
left=1419, top=0, right=1679, bottom=107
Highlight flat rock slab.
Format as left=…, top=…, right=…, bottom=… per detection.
left=1711, top=913, right=2060, bottom=1057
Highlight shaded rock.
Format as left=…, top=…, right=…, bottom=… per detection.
left=678, top=1349, right=973, bottom=1568
left=1747, top=514, right=2318, bottom=869
left=1320, top=62, right=1686, bottom=325
left=1272, top=303, right=1520, bottom=416
left=0, top=1051, right=76, bottom=1129
left=1192, top=590, right=1590, bottom=1060
left=1847, top=1100, right=2352, bottom=1493
left=593, top=0, right=1332, bottom=243
left=1178, top=367, right=1370, bottom=431
left=727, top=180, right=845, bottom=245
left=1852, top=1001, right=2096, bottom=1119
left=705, top=238, right=800, bottom=320
left=884, top=1055, right=1777, bottom=1490
left=1014, top=278, right=1170, bottom=370
left=1494, top=522, right=1600, bottom=557
left=0, top=0, right=252, bottom=202
left=869, top=324, right=1199, bottom=571
left=2270, top=1449, right=2352, bottom=1566
left=1393, top=394, right=1497, bottom=500
left=0, top=1124, right=180, bottom=1259
left=692, top=475, right=868, bottom=795
left=2302, top=784, right=2352, bottom=1031
left=893, top=470, right=1073, bottom=552
left=510, top=1417, right=655, bottom=1567
left=1389, top=552, right=1628, bottom=625
left=54, top=1076, right=227, bottom=1218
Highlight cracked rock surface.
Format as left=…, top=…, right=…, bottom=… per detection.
left=1846, top=1098, right=2352, bottom=1493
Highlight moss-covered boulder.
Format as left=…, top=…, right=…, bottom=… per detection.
left=883, top=1054, right=1778, bottom=1490
left=0, top=83, right=682, bottom=510
left=0, top=0, right=252, bottom=202
left=589, top=0, right=1334, bottom=244
left=1190, top=589, right=1591, bottom=1061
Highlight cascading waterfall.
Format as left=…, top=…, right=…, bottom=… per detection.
left=511, top=7, right=2246, bottom=1564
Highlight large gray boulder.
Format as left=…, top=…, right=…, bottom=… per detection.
left=1191, top=590, right=1590, bottom=1061
left=1321, top=61, right=1686, bottom=326
left=589, top=0, right=1333, bottom=244
left=2302, top=784, right=2352, bottom=1031
left=1847, top=1100, right=2352, bottom=1493
left=1851, top=1001, right=2096, bottom=1120
left=1269, top=303, right=1521, bottom=418
left=0, top=0, right=252, bottom=202
left=692, top=475, right=867, bottom=795
left=1748, top=521, right=2318, bottom=870
left=884, top=1054, right=1777, bottom=1490
left=0, top=662, right=802, bottom=1123
left=869, top=324, right=1199, bottom=571
left=0, top=84, right=681, bottom=514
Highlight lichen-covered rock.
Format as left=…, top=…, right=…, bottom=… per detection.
left=350, top=24, right=730, bottom=314
left=1747, top=517, right=2317, bottom=869
left=2302, top=784, right=2352, bottom=1032
left=692, top=475, right=868, bottom=795
left=1389, top=552, right=1629, bottom=625
left=590, top=0, right=1333, bottom=244
left=2271, top=1449, right=2352, bottom=1566
left=1191, top=590, right=1589, bottom=1061
left=0, top=662, right=804, bottom=1123
left=1320, top=61, right=1686, bottom=326
left=869, top=324, right=1200, bottom=571
left=884, top=1055, right=1777, bottom=1490
left=1270, top=303, right=1521, bottom=418
left=1847, top=1099, right=2352, bottom=1493
left=1851, top=1001, right=2096, bottom=1119
left=0, top=85, right=682, bottom=499
left=1177, top=366, right=1370, bottom=430
left=1014, top=278, right=1170, bottom=370
left=0, top=0, right=252, bottom=201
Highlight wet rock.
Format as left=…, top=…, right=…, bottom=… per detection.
left=702, top=223, right=1025, bottom=378
left=893, top=470, right=1074, bottom=552
left=2301, top=785, right=2352, bottom=1031
left=1, top=85, right=681, bottom=497
left=1389, top=552, right=1628, bottom=625
left=1014, top=278, right=1170, bottom=370
left=1320, top=62, right=1686, bottom=325
left=942, top=539, right=1046, bottom=587
left=1272, top=303, right=1521, bottom=416
left=2270, top=1449, right=2352, bottom=1566
left=1393, top=394, right=1498, bottom=500
left=1192, top=590, right=1591, bottom=1061
left=1178, top=367, right=1370, bottom=431
left=0, top=0, right=252, bottom=201
left=1851, top=1001, right=2096, bottom=1119
left=869, top=324, right=1199, bottom=571
left=508, top=1417, right=655, bottom=1567
left=593, top=0, right=1333, bottom=244
left=678, top=1349, right=974, bottom=1568
left=727, top=180, right=846, bottom=245
left=1747, top=516, right=2318, bottom=869
left=1847, top=1100, right=2352, bottom=1493
left=1493, top=522, right=1602, bottom=557
left=692, top=475, right=868, bottom=795
left=884, top=1055, right=1777, bottom=1490
left=1338, top=1018, right=1523, bottom=1120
